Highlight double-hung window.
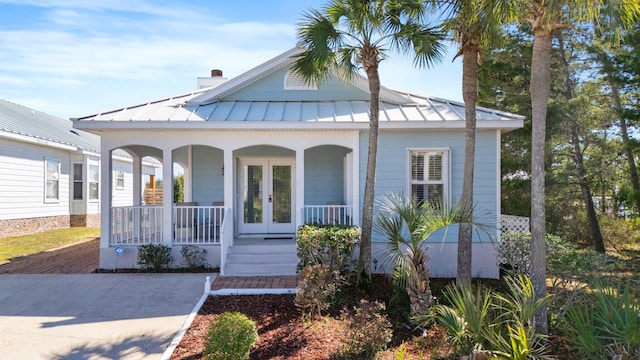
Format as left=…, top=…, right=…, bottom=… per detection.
left=73, top=163, right=83, bottom=200
left=115, top=170, right=125, bottom=190
left=409, top=149, right=449, bottom=208
left=45, top=159, right=60, bottom=202
left=89, top=164, right=99, bottom=200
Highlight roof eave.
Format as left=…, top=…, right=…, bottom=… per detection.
left=72, top=119, right=523, bottom=131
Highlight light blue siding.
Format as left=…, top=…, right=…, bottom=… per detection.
left=226, top=67, right=370, bottom=102
left=304, top=146, right=350, bottom=205
left=359, top=130, right=498, bottom=243
left=192, top=146, right=224, bottom=204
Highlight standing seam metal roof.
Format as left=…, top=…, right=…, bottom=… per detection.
left=0, top=99, right=101, bottom=153
left=74, top=94, right=524, bottom=123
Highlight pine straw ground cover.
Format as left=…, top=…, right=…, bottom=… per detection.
left=171, top=276, right=484, bottom=360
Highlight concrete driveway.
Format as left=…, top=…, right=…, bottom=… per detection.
left=0, top=273, right=210, bottom=360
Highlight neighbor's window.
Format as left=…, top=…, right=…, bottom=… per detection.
left=73, top=163, right=83, bottom=200
left=409, top=150, right=449, bottom=208
left=89, top=164, right=99, bottom=200
left=115, top=169, right=125, bottom=190
left=45, top=159, right=60, bottom=201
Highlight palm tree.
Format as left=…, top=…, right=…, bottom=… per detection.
left=523, top=0, right=640, bottom=333
left=292, top=0, right=446, bottom=285
left=438, top=0, right=517, bottom=287
left=375, top=193, right=473, bottom=318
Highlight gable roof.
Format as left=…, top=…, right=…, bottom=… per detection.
left=73, top=47, right=524, bottom=132
left=0, top=99, right=101, bottom=153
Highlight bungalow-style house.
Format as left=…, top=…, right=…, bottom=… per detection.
left=0, top=99, right=157, bottom=238
left=73, top=47, right=523, bottom=277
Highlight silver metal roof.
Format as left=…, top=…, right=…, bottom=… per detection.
left=73, top=46, right=523, bottom=129
left=0, top=99, right=101, bottom=153
left=74, top=91, right=523, bottom=124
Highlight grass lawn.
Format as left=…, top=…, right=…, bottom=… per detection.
left=0, top=227, right=99, bottom=264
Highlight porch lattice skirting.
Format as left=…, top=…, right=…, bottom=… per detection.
left=500, top=215, right=530, bottom=233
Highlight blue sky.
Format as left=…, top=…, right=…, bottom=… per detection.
left=0, top=0, right=462, bottom=119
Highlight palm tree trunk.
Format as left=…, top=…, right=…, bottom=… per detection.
left=358, top=57, right=381, bottom=286
left=530, top=29, right=551, bottom=334
left=456, top=40, right=478, bottom=287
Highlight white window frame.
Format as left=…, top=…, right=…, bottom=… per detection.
left=73, top=163, right=83, bottom=200
left=283, top=69, right=318, bottom=90
left=88, top=163, right=99, bottom=201
left=45, top=158, right=60, bottom=202
left=407, top=148, right=451, bottom=207
left=115, top=169, right=125, bottom=190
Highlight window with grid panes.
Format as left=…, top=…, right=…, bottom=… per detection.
left=89, top=164, right=99, bottom=200
left=45, top=159, right=60, bottom=201
left=73, top=163, right=83, bottom=200
left=410, top=150, right=448, bottom=208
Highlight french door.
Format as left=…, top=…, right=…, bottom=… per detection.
left=238, top=159, right=295, bottom=234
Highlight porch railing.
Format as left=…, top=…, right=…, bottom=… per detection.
left=111, top=206, right=163, bottom=245
left=303, top=205, right=354, bottom=226
left=173, top=205, right=225, bottom=244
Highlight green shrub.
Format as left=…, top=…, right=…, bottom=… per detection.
left=546, top=234, right=610, bottom=279
left=180, top=244, right=208, bottom=269
left=204, top=312, right=258, bottom=360
left=429, top=276, right=552, bottom=359
left=562, top=278, right=640, bottom=359
left=598, top=215, right=640, bottom=250
left=296, top=224, right=360, bottom=273
left=341, top=299, right=393, bottom=358
left=295, top=264, right=343, bottom=318
left=497, top=232, right=531, bottom=277
left=137, top=244, right=172, bottom=271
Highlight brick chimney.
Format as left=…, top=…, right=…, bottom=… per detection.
left=197, top=69, right=227, bottom=89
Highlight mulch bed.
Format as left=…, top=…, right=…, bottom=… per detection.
left=170, top=276, right=454, bottom=360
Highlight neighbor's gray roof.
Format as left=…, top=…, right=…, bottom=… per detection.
left=0, top=99, right=101, bottom=153
left=73, top=90, right=524, bottom=124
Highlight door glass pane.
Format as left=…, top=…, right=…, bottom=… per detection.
left=244, top=165, right=263, bottom=223
left=272, top=165, right=291, bottom=224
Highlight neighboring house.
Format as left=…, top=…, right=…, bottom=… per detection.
left=0, top=99, right=157, bottom=238
left=73, top=47, right=523, bottom=277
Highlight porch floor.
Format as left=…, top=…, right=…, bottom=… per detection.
left=211, top=275, right=297, bottom=290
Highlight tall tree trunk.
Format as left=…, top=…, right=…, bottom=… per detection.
left=569, top=127, right=606, bottom=252
left=456, top=39, right=478, bottom=287
left=529, top=29, right=551, bottom=334
left=557, top=34, right=606, bottom=253
left=611, top=82, right=640, bottom=215
left=358, top=56, right=381, bottom=287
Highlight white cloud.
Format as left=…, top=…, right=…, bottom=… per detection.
left=0, top=0, right=463, bottom=119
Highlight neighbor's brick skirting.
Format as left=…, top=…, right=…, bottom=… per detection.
left=70, top=214, right=101, bottom=228
left=0, top=214, right=100, bottom=238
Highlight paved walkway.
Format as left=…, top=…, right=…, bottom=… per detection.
left=0, top=273, right=207, bottom=360
left=0, top=237, right=99, bottom=274
left=211, top=275, right=297, bottom=290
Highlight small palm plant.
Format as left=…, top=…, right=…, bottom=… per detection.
left=429, top=276, right=552, bottom=359
left=375, top=193, right=472, bottom=319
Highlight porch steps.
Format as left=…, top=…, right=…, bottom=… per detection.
left=223, top=239, right=298, bottom=276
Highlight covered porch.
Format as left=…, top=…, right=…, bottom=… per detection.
left=98, top=131, right=360, bottom=273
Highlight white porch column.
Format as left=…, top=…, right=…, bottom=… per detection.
left=184, top=145, right=193, bottom=202
left=351, top=133, right=360, bottom=226
left=223, top=148, right=234, bottom=233
left=132, top=154, right=142, bottom=206
left=295, top=148, right=305, bottom=229
left=99, top=149, right=113, bottom=249
left=162, top=148, right=174, bottom=245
